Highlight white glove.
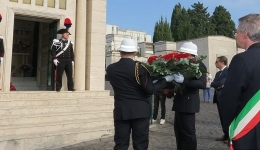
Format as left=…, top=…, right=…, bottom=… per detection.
left=53, top=59, right=59, bottom=66
left=152, top=80, right=158, bottom=83
left=164, top=75, right=175, bottom=82
left=0, top=57, right=3, bottom=63
left=72, top=61, right=74, bottom=65
left=173, top=73, right=184, bottom=83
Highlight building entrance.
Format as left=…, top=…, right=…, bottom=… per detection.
left=11, top=17, right=57, bottom=91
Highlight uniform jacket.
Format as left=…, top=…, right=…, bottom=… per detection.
left=51, top=39, right=74, bottom=61
left=106, top=58, right=167, bottom=120
left=219, top=43, right=260, bottom=149
left=172, top=62, right=207, bottom=113
left=0, top=38, right=4, bottom=57
left=211, top=67, right=228, bottom=104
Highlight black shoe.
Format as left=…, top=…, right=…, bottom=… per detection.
left=223, top=140, right=228, bottom=144
left=56, top=90, right=60, bottom=92
left=68, top=89, right=75, bottom=91
left=215, top=135, right=228, bottom=141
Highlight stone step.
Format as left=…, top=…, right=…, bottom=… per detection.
left=0, top=97, right=114, bottom=107
left=11, top=77, right=37, bottom=82
left=0, top=110, right=113, bottom=126
left=0, top=118, right=113, bottom=137
left=11, top=80, right=39, bottom=91
left=11, top=80, right=37, bottom=86
left=14, top=86, right=39, bottom=91
left=0, top=104, right=114, bottom=117
left=0, top=126, right=114, bottom=150
left=0, top=91, right=110, bottom=99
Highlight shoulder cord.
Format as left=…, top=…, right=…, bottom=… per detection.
left=135, top=62, right=141, bottom=85
left=135, top=62, right=148, bottom=87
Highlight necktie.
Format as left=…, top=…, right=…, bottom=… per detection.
left=219, top=70, right=222, bottom=77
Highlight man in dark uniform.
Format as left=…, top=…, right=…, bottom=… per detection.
left=51, top=29, right=75, bottom=92
left=171, top=42, right=207, bottom=150
left=219, top=14, right=260, bottom=150
left=0, top=35, right=4, bottom=63
left=211, top=56, right=229, bottom=142
left=106, top=38, right=175, bottom=150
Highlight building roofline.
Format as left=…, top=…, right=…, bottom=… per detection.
left=176, top=35, right=235, bottom=43
left=153, top=41, right=176, bottom=45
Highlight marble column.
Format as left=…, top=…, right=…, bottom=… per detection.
left=2, top=8, right=14, bottom=92
left=85, top=0, right=106, bottom=90
left=74, top=0, right=87, bottom=90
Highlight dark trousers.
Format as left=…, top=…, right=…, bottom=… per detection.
left=114, top=117, right=150, bottom=150
left=174, top=112, right=197, bottom=150
left=216, top=102, right=229, bottom=137
left=153, top=91, right=166, bottom=120
left=55, top=58, right=74, bottom=90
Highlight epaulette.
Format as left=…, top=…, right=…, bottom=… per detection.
left=53, top=39, right=60, bottom=43
left=51, top=39, right=62, bottom=51
left=71, top=41, right=74, bottom=44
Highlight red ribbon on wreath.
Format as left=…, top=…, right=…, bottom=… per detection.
left=64, top=18, right=72, bottom=29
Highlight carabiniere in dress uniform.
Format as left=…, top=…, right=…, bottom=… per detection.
left=0, top=35, right=4, bottom=62
left=51, top=29, right=75, bottom=92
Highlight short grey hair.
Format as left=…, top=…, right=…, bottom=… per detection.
left=238, top=14, right=260, bottom=42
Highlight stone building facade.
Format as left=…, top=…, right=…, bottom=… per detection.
left=0, top=0, right=106, bottom=91
left=0, top=1, right=115, bottom=149
left=106, top=24, right=152, bottom=43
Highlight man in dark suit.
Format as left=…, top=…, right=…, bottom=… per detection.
left=106, top=38, right=175, bottom=150
left=172, top=42, right=207, bottom=150
left=219, top=14, right=260, bottom=150
left=211, top=56, right=228, bottom=142
left=51, top=29, right=75, bottom=92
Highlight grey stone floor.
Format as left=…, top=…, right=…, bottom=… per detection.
left=59, top=90, right=228, bottom=150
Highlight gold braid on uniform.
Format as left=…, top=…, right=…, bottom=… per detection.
left=135, top=61, right=151, bottom=86
left=135, top=62, right=141, bottom=85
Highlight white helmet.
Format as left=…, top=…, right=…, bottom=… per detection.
left=178, top=41, right=198, bottom=56
left=118, top=38, right=137, bottom=52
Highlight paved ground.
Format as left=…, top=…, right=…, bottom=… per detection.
left=59, top=90, right=228, bottom=150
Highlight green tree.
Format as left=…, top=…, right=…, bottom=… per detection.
left=171, top=3, right=193, bottom=41
left=170, top=3, right=182, bottom=41
left=210, top=5, right=236, bottom=38
left=187, top=2, right=213, bottom=38
left=153, top=16, right=173, bottom=43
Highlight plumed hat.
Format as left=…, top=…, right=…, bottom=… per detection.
left=57, top=29, right=71, bottom=35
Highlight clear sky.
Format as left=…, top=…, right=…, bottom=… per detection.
left=106, top=0, right=259, bottom=36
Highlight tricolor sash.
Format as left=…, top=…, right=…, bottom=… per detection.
left=229, top=90, right=260, bottom=150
